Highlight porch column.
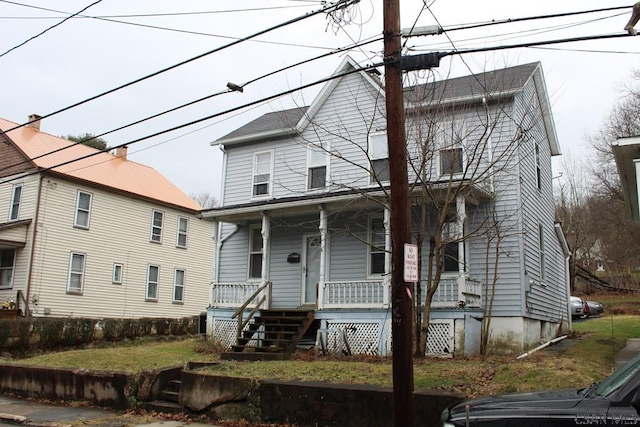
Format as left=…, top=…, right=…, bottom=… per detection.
left=318, top=206, right=327, bottom=308
left=383, top=206, right=391, bottom=307
left=261, top=213, right=270, bottom=286
left=211, top=220, right=219, bottom=307
left=456, top=196, right=467, bottom=302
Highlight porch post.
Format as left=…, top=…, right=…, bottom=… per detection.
left=318, top=206, right=327, bottom=309
left=261, top=213, right=270, bottom=293
left=456, top=196, right=467, bottom=303
left=383, top=206, right=391, bottom=307
left=211, top=220, right=219, bottom=307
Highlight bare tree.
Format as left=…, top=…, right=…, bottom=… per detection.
left=190, top=192, right=218, bottom=209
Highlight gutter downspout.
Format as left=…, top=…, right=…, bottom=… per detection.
left=25, top=174, right=44, bottom=318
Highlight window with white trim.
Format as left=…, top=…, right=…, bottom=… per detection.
left=146, top=265, right=159, bottom=300
left=307, top=143, right=327, bottom=190
left=437, top=121, right=465, bottom=176
left=368, top=133, right=389, bottom=183
left=252, top=151, right=273, bottom=197
left=176, top=216, right=188, bottom=248
left=539, top=223, right=546, bottom=281
left=112, top=263, right=123, bottom=284
left=9, top=184, right=22, bottom=221
left=0, top=249, right=15, bottom=289
left=368, top=216, right=385, bottom=275
left=173, top=269, right=185, bottom=302
left=248, top=225, right=263, bottom=280
left=535, top=143, right=542, bottom=190
left=67, top=252, right=86, bottom=294
left=150, top=210, right=164, bottom=243
left=74, top=191, right=92, bottom=229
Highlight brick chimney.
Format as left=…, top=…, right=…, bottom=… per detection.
left=115, top=146, right=128, bottom=160
left=27, top=114, right=41, bottom=131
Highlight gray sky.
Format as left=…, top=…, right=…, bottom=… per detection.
left=1, top=0, right=638, bottom=199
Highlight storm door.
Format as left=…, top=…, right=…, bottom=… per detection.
left=302, top=235, right=322, bottom=305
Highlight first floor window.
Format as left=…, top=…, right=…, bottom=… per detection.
left=248, top=226, right=263, bottom=279
left=67, top=252, right=86, bottom=294
left=0, top=249, right=16, bottom=289
left=442, top=242, right=460, bottom=273
left=112, top=263, right=123, bottom=284
left=173, top=269, right=185, bottom=302
left=146, top=265, right=159, bottom=300
left=9, top=184, right=22, bottom=221
left=369, top=217, right=385, bottom=275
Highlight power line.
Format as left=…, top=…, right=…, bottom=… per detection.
left=0, top=0, right=359, bottom=137
left=0, top=0, right=102, bottom=59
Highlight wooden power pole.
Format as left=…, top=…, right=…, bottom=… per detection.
left=382, top=0, right=415, bottom=426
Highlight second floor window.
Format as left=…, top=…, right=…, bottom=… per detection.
left=438, top=120, right=465, bottom=176
left=369, top=216, right=385, bottom=275
left=252, top=151, right=273, bottom=197
left=535, top=143, right=542, bottom=190
left=74, top=191, right=92, bottom=229
left=67, top=252, right=86, bottom=294
left=308, top=143, right=327, bottom=190
left=150, top=210, right=164, bottom=243
left=176, top=217, right=188, bottom=248
left=369, top=133, right=389, bottom=183
left=112, top=263, right=123, bottom=284
left=9, top=184, right=22, bottom=221
left=248, top=226, right=263, bottom=279
left=539, top=223, right=546, bottom=281
left=0, top=249, right=15, bottom=289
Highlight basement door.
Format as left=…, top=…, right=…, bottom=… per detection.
left=302, top=235, right=321, bottom=305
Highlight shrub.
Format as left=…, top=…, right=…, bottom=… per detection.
left=139, top=318, right=154, bottom=336
left=154, top=318, right=170, bottom=336
left=0, top=319, right=11, bottom=347
left=12, top=318, right=32, bottom=350
left=36, top=317, right=64, bottom=348
left=102, top=318, right=123, bottom=341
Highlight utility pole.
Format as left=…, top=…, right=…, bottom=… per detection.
left=382, top=0, right=415, bottom=426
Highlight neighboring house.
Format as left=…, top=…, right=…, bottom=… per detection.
left=0, top=115, right=213, bottom=319
left=613, top=136, right=640, bottom=223
left=202, top=57, right=570, bottom=356
left=575, top=239, right=606, bottom=273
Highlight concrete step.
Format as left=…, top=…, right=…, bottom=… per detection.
left=158, top=390, right=180, bottom=403
left=141, top=400, right=184, bottom=414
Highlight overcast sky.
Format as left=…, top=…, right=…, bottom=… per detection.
left=1, top=0, right=638, bottom=199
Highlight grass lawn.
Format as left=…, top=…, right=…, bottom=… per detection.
left=4, top=295, right=640, bottom=399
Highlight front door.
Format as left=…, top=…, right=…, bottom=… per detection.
left=303, top=235, right=321, bottom=305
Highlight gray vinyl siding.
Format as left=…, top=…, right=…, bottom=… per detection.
left=218, top=223, right=250, bottom=283
left=327, top=212, right=372, bottom=282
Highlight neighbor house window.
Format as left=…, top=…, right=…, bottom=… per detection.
left=368, top=133, right=389, bottom=183
left=0, top=249, right=16, bottom=289
left=9, top=184, right=22, bottom=221
left=596, top=259, right=604, bottom=272
left=539, top=223, right=546, bottom=281
left=150, top=210, right=164, bottom=243
left=176, top=216, right=188, bottom=248
left=307, top=143, right=327, bottom=190
left=146, top=265, right=159, bottom=300
left=67, top=252, right=86, bottom=294
left=252, top=151, right=273, bottom=197
left=369, top=216, right=385, bottom=275
left=248, top=226, right=263, bottom=279
left=438, top=121, right=465, bottom=176
left=535, top=143, right=542, bottom=190
left=74, top=191, right=92, bottom=229
left=173, top=269, right=185, bottom=303
left=112, top=263, right=123, bottom=284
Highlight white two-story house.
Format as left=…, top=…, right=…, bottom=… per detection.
left=202, top=57, right=570, bottom=357
left=0, top=116, right=213, bottom=319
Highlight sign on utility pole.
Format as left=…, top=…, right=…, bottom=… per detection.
left=404, top=244, right=418, bottom=283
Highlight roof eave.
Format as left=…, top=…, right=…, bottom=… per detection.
left=212, top=127, right=298, bottom=147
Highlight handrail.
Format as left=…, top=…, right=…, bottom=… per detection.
left=16, top=290, right=27, bottom=317
left=232, top=281, right=271, bottom=319
left=232, top=281, right=271, bottom=347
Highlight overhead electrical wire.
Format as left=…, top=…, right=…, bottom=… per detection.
left=0, top=0, right=102, bottom=59
left=0, top=0, right=360, bottom=137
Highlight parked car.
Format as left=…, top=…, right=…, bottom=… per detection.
left=570, top=296, right=585, bottom=319
left=441, top=350, right=640, bottom=426
left=587, top=300, right=604, bottom=316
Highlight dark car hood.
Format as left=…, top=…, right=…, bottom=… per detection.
left=446, top=388, right=591, bottom=422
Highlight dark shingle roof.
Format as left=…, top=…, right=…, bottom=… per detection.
left=217, top=106, right=309, bottom=142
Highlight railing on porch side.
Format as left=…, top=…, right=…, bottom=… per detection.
left=210, top=282, right=271, bottom=309
left=428, top=274, right=482, bottom=308
left=461, top=277, right=482, bottom=308
left=231, top=281, right=272, bottom=346
left=318, top=278, right=390, bottom=309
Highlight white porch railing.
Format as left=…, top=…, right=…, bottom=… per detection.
left=210, top=282, right=270, bottom=309
left=318, top=278, right=390, bottom=309
left=427, top=274, right=482, bottom=308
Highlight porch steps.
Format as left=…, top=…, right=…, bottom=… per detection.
left=223, top=309, right=314, bottom=361
left=142, top=379, right=183, bottom=414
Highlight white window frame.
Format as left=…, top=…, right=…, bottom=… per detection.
left=437, top=120, right=465, bottom=177
left=74, top=190, right=92, bottom=229
left=535, top=143, right=542, bottom=191
left=307, top=142, right=328, bottom=190
left=368, top=133, right=389, bottom=184
left=146, top=264, right=160, bottom=301
left=173, top=268, right=185, bottom=303
left=539, top=222, right=546, bottom=282
left=248, top=225, right=263, bottom=280
left=112, top=263, right=123, bottom=284
left=9, top=184, right=22, bottom=221
left=150, top=210, right=164, bottom=243
left=176, top=216, right=188, bottom=248
left=67, top=252, right=86, bottom=294
left=252, top=150, right=274, bottom=199
left=0, top=249, right=16, bottom=290
left=368, top=215, right=385, bottom=276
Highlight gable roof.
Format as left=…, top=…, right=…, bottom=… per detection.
left=0, top=117, right=201, bottom=211
left=214, top=58, right=560, bottom=156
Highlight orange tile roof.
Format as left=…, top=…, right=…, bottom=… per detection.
left=0, top=117, right=202, bottom=211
